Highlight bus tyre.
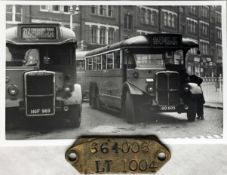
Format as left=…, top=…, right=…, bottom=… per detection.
left=68, top=105, right=81, bottom=128
left=123, top=92, right=137, bottom=124
left=187, top=101, right=196, bottom=122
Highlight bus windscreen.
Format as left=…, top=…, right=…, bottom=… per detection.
left=134, top=54, right=165, bottom=69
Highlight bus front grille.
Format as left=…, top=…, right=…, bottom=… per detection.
left=24, top=71, right=55, bottom=116
left=156, top=71, right=180, bottom=106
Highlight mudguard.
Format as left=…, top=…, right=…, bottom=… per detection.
left=64, top=84, right=82, bottom=105
left=123, top=82, right=143, bottom=95
left=187, top=82, right=203, bottom=95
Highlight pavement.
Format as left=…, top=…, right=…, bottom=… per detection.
left=204, top=102, right=223, bottom=110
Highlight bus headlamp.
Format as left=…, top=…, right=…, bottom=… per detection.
left=8, top=85, right=18, bottom=96
left=184, top=85, right=190, bottom=92
left=146, top=85, right=154, bottom=93
left=64, top=87, right=71, bottom=92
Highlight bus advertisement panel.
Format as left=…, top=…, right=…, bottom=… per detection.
left=85, top=34, right=204, bottom=123
left=6, top=23, right=82, bottom=128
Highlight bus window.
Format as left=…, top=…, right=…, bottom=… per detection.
left=114, top=50, right=120, bottom=69
left=77, top=60, right=85, bottom=71
left=134, top=54, right=164, bottom=69
left=107, top=53, right=113, bottom=69
left=102, top=54, right=106, bottom=70
left=93, top=57, right=97, bottom=70
left=124, top=51, right=136, bottom=69
left=40, top=46, right=72, bottom=65
left=86, top=57, right=93, bottom=70
left=97, top=56, right=102, bottom=70
left=165, top=50, right=183, bottom=65
left=24, top=49, right=39, bottom=66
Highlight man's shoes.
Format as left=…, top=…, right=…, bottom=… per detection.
left=197, top=115, right=204, bottom=120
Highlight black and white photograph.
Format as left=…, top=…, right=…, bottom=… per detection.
left=5, top=3, right=223, bottom=140
left=1, top=1, right=227, bottom=175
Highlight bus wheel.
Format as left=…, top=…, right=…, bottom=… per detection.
left=187, top=101, right=196, bottom=122
left=68, top=105, right=81, bottom=128
left=123, top=91, right=137, bottom=124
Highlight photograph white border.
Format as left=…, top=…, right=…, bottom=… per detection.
left=0, top=0, right=226, bottom=147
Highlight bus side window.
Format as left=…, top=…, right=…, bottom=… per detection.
left=114, top=50, right=120, bottom=69
left=97, top=55, right=102, bottom=70
left=107, top=53, right=113, bottom=69
left=77, top=60, right=85, bottom=71
left=102, top=54, right=106, bottom=70
left=86, top=57, right=93, bottom=70
left=93, top=56, right=97, bottom=70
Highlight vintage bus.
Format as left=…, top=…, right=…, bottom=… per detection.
left=85, top=34, right=204, bottom=123
left=76, top=50, right=88, bottom=100
left=6, top=23, right=82, bottom=127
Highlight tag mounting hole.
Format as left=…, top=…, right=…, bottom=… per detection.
left=68, top=151, right=78, bottom=162
left=157, top=152, right=166, bottom=161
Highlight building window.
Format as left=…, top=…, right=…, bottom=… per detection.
left=6, top=5, right=13, bottom=21
left=216, top=45, right=222, bottom=58
left=99, top=6, right=106, bottom=16
left=124, top=14, right=133, bottom=30
left=163, top=10, right=176, bottom=29
left=6, top=5, right=22, bottom=23
left=145, top=10, right=150, bottom=24
left=164, top=12, right=167, bottom=26
left=150, top=11, right=156, bottom=25
left=63, top=6, right=69, bottom=13
left=91, top=6, right=97, bottom=14
left=200, top=22, right=209, bottom=36
left=40, top=5, right=48, bottom=11
left=140, top=7, right=157, bottom=26
left=216, top=13, right=221, bottom=24
left=189, top=6, right=196, bottom=15
left=200, top=40, right=209, bottom=55
left=140, top=8, right=145, bottom=24
left=187, top=18, right=197, bottom=34
left=91, top=26, right=97, bottom=44
left=216, top=28, right=222, bottom=40
left=52, top=5, right=60, bottom=12
left=100, top=28, right=106, bottom=44
left=108, top=6, right=113, bottom=17
left=108, top=28, right=114, bottom=44
left=201, top=6, right=209, bottom=18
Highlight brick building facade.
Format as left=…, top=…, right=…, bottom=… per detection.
left=6, top=5, right=223, bottom=77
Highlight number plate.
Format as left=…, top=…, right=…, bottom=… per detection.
left=160, top=105, right=176, bottom=111
left=66, top=136, right=171, bottom=174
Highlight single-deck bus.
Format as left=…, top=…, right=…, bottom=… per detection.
left=6, top=23, right=82, bottom=127
left=85, top=34, right=204, bottom=123
left=76, top=50, right=88, bottom=100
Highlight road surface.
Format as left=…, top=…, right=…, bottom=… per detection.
left=6, top=102, right=223, bottom=140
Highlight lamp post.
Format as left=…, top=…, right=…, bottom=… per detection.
left=69, top=5, right=79, bottom=31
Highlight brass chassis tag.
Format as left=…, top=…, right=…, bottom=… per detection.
left=66, top=136, right=171, bottom=174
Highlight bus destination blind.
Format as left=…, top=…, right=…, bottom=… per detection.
left=21, top=27, right=57, bottom=40
left=150, top=35, right=181, bottom=47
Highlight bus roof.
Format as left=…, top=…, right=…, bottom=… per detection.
left=76, top=50, right=88, bottom=60
left=6, top=23, right=77, bottom=45
left=86, top=34, right=199, bottom=56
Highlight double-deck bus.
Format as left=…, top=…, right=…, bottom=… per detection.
left=85, top=34, right=204, bottom=123
left=6, top=23, right=82, bottom=128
